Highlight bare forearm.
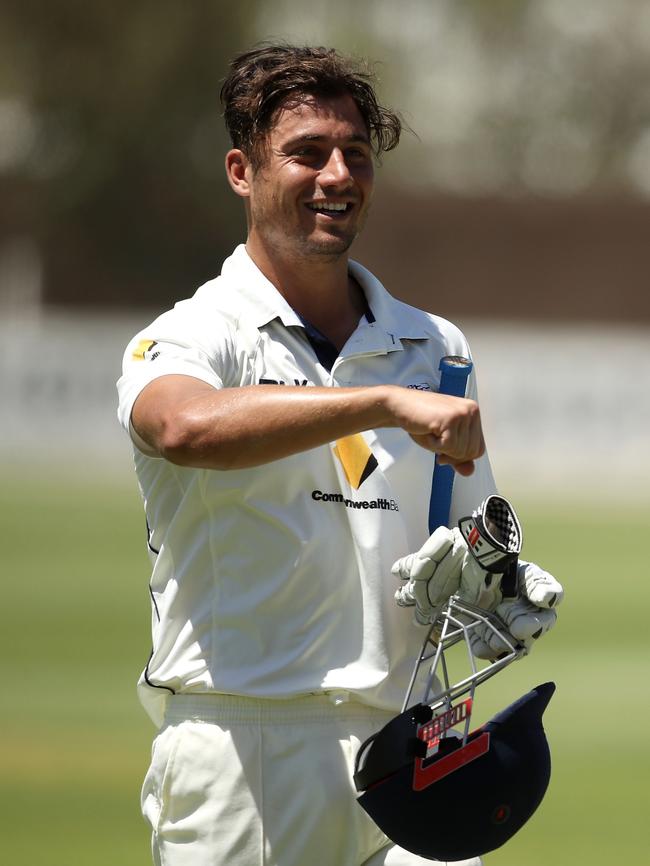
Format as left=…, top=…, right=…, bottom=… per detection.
left=132, top=376, right=484, bottom=473
left=160, top=384, right=391, bottom=469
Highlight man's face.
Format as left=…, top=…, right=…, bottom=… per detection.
left=244, top=93, right=375, bottom=261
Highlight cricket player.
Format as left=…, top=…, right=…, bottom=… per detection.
left=117, top=44, right=562, bottom=866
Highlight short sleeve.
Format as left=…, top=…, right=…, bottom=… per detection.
left=116, top=304, right=235, bottom=454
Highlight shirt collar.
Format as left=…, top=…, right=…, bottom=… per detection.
left=218, top=244, right=304, bottom=328
left=217, top=244, right=434, bottom=341
left=348, top=260, right=438, bottom=341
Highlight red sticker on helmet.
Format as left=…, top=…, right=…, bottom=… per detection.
left=413, top=732, right=491, bottom=792
left=416, top=698, right=473, bottom=759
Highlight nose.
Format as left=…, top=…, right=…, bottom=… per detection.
left=319, top=148, right=353, bottom=188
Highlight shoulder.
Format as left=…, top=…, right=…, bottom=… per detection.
left=123, top=273, right=251, bottom=357
left=394, top=297, right=470, bottom=351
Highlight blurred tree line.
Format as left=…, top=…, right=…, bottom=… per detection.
left=1, top=1, right=256, bottom=308
left=1, top=0, right=649, bottom=318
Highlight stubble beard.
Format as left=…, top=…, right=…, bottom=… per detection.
left=297, top=202, right=371, bottom=263
left=256, top=215, right=361, bottom=265
left=296, top=229, right=356, bottom=262
left=250, top=188, right=371, bottom=265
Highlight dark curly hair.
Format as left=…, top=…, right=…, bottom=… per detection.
left=220, top=43, right=402, bottom=169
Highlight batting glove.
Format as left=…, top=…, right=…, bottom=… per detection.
left=470, top=561, right=563, bottom=658
left=393, top=495, right=525, bottom=625
left=392, top=526, right=467, bottom=625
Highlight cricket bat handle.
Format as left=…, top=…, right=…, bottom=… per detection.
left=428, top=355, right=473, bottom=534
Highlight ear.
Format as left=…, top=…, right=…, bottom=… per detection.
left=225, top=149, right=252, bottom=198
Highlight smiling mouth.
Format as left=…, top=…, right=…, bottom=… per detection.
left=306, top=201, right=353, bottom=215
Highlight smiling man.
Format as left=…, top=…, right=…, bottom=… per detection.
left=225, top=90, right=375, bottom=351
left=116, top=44, right=560, bottom=866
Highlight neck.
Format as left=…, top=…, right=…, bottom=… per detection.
left=245, top=236, right=365, bottom=349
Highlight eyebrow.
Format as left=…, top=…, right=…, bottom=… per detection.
left=283, top=133, right=371, bottom=149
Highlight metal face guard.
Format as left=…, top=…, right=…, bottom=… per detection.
left=401, top=595, right=527, bottom=744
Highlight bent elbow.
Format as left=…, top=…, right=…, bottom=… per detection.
left=157, top=414, right=235, bottom=470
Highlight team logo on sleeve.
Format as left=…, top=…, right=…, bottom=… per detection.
left=132, top=339, right=160, bottom=361
left=333, top=434, right=378, bottom=489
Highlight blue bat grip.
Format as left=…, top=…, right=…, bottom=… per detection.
left=428, top=356, right=473, bottom=533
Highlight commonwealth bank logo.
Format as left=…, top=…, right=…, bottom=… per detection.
left=315, top=434, right=397, bottom=511
left=333, top=434, right=379, bottom=489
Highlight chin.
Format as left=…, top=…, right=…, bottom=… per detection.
left=303, top=232, right=356, bottom=258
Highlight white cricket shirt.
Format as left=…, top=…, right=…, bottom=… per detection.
left=117, top=245, right=496, bottom=726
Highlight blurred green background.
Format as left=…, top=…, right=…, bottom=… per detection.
left=1, top=1, right=649, bottom=864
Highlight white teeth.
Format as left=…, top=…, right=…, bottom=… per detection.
left=308, top=202, right=349, bottom=212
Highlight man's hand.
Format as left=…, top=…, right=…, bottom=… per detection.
left=384, top=388, right=484, bottom=477
left=392, top=526, right=467, bottom=625
left=393, top=494, right=522, bottom=623
left=392, top=525, right=509, bottom=624
left=392, top=495, right=564, bottom=655
left=470, top=562, right=563, bottom=658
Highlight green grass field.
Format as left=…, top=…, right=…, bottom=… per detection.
left=1, top=469, right=647, bottom=865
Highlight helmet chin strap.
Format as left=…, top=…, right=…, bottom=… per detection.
left=402, top=596, right=527, bottom=746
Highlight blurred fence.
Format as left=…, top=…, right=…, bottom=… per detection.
left=2, top=311, right=648, bottom=502
left=3, top=1, right=650, bottom=315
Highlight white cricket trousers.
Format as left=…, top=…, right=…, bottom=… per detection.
left=141, top=693, right=482, bottom=866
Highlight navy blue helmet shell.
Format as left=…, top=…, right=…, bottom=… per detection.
left=353, top=682, right=555, bottom=861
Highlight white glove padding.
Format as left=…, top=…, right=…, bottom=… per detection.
left=518, top=560, right=564, bottom=609
left=470, top=561, right=564, bottom=658
left=393, top=522, right=563, bottom=630
left=392, top=526, right=505, bottom=624
left=470, top=597, right=558, bottom=658
left=394, top=494, right=527, bottom=625
left=392, top=526, right=467, bottom=625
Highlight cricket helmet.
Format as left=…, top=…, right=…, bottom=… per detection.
left=353, top=596, right=556, bottom=861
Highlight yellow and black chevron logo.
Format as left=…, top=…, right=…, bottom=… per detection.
left=132, top=339, right=158, bottom=361
left=333, top=434, right=378, bottom=489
